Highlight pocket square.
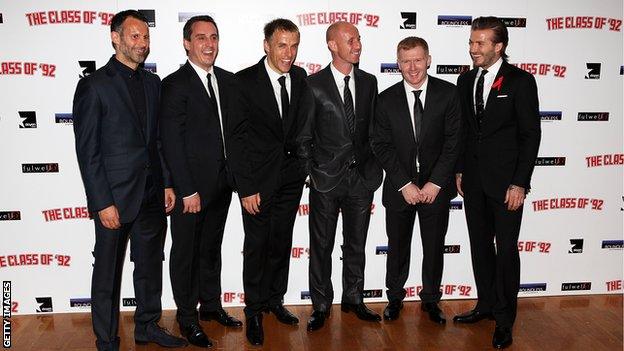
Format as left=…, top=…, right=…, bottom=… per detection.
left=497, top=94, right=508, bottom=98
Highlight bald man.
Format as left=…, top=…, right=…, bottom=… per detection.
left=297, top=21, right=383, bottom=331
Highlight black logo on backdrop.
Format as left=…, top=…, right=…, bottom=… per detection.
left=585, top=63, right=601, bottom=79
left=601, top=240, right=624, bottom=249
left=78, top=60, right=95, bottom=78
left=376, top=245, right=388, bottom=255
left=540, top=111, right=562, bottom=121
left=122, top=298, right=137, bottom=307
left=620, top=65, right=623, bottom=75
left=0, top=211, right=21, bottom=221
left=400, top=12, right=417, bottom=29
left=362, top=289, right=383, bottom=298
left=138, top=9, right=156, bottom=27
left=449, top=201, right=463, bottom=210
left=19, top=111, right=36, bottom=128
left=69, top=298, right=91, bottom=308
left=444, top=245, right=461, bottom=254
left=437, top=15, right=472, bottom=26
left=437, top=65, right=470, bottom=74
left=55, top=113, right=73, bottom=124
left=535, top=157, right=566, bottom=166
left=0, top=13, right=4, bottom=23
left=141, top=62, right=157, bottom=73
left=561, top=282, right=591, bottom=291
left=499, top=17, right=527, bottom=28
left=568, top=239, right=584, bottom=253
left=22, top=163, right=59, bottom=173
left=519, top=283, right=547, bottom=292
left=300, top=291, right=311, bottom=300
left=35, top=297, right=53, bottom=313
left=380, top=63, right=400, bottom=73
left=577, top=112, right=609, bottom=121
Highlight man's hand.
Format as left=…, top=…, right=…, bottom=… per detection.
left=164, top=188, right=176, bottom=214
left=505, top=185, right=525, bottom=211
left=241, top=193, right=261, bottom=215
left=455, top=173, right=464, bottom=197
left=401, top=183, right=422, bottom=205
left=99, top=205, right=120, bottom=229
left=420, top=182, right=441, bottom=204
left=183, top=193, right=201, bottom=214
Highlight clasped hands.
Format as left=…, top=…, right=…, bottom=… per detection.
left=401, top=182, right=440, bottom=205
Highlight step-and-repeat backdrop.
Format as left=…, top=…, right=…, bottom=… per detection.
left=0, top=0, right=622, bottom=315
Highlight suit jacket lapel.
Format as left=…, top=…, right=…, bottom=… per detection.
left=106, top=61, right=146, bottom=143
left=353, top=68, right=366, bottom=133
left=484, top=61, right=509, bottom=112
left=142, top=72, right=154, bottom=143
left=395, top=81, right=417, bottom=146
left=321, top=65, right=350, bottom=135
left=283, top=69, right=301, bottom=135
left=465, top=68, right=478, bottom=130
left=257, top=60, right=283, bottom=134
left=213, top=66, right=228, bottom=131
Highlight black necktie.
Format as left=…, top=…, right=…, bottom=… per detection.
left=206, top=73, right=219, bottom=115
left=412, top=90, right=423, bottom=145
left=278, top=76, right=289, bottom=120
left=475, top=69, right=487, bottom=126
left=343, top=75, right=355, bottom=135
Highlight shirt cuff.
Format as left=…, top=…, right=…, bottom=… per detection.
left=183, top=192, right=198, bottom=199
left=398, top=182, right=411, bottom=191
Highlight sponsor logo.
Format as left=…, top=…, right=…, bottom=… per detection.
left=532, top=198, right=604, bottom=211
left=518, top=241, right=551, bottom=253
left=42, top=207, right=90, bottom=222
left=535, top=157, right=566, bottom=166
left=0, top=61, right=56, bottom=77
left=436, top=64, right=470, bottom=75
left=0, top=211, right=21, bottom=221
left=296, top=12, right=380, bottom=27
left=362, top=289, right=383, bottom=298
left=499, top=17, right=527, bottom=28
left=69, top=298, right=91, bottom=308
left=18, top=111, right=37, bottom=128
left=578, top=112, right=609, bottom=121
left=585, top=154, right=624, bottom=167
left=78, top=60, right=95, bottom=78
left=0, top=254, right=71, bottom=268
left=569, top=239, right=584, bottom=253
left=606, top=280, right=622, bottom=291
left=380, top=63, right=400, bottom=74
left=138, top=9, right=155, bottom=27
left=25, top=10, right=114, bottom=26
left=561, top=282, right=591, bottom=291
left=546, top=16, right=622, bottom=31
left=400, top=12, right=416, bottom=29
left=519, top=283, right=547, bottom=292
left=55, top=113, right=73, bottom=124
left=291, top=247, right=309, bottom=258
left=178, top=12, right=213, bottom=23
left=585, top=63, right=601, bottom=79
left=141, top=62, right=157, bottom=73
left=122, top=298, right=136, bottom=307
left=22, top=163, right=59, bottom=173
left=511, top=63, right=566, bottom=77
left=449, top=200, right=463, bottom=210
left=444, top=245, right=460, bottom=254
left=437, top=15, right=472, bottom=26
left=620, top=65, right=623, bottom=75
left=540, top=111, right=562, bottom=121
left=35, top=297, right=53, bottom=313
left=601, top=240, right=623, bottom=249
left=376, top=245, right=388, bottom=255
left=300, top=291, right=311, bottom=300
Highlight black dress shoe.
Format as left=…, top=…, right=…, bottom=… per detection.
left=269, top=304, right=299, bottom=325
left=181, top=323, right=213, bottom=348
left=341, top=302, right=381, bottom=321
left=492, top=326, right=513, bottom=349
left=135, top=322, right=188, bottom=348
left=200, top=308, right=243, bottom=327
left=453, top=309, right=493, bottom=323
left=383, top=301, right=403, bottom=320
left=245, top=314, right=264, bottom=346
left=307, top=310, right=328, bottom=331
left=421, top=302, right=446, bottom=324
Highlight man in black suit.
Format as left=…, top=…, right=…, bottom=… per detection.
left=454, top=17, right=541, bottom=349
left=72, top=10, right=187, bottom=351
left=231, top=19, right=307, bottom=346
left=371, top=37, right=461, bottom=324
left=160, top=15, right=245, bottom=348
left=298, top=21, right=383, bottom=331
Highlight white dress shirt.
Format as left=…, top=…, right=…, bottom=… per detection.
left=473, top=57, right=503, bottom=113
left=263, top=58, right=291, bottom=118
left=330, top=62, right=356, bottom=115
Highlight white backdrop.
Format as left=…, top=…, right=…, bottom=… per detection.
left=0, top=0, right=622, bottom=315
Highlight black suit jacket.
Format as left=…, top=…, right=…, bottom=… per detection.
left=232, top=57, right=308, bottom=198
left=456, top=61, right=541, bottom=199
left=371, top=76, right=461, bottom=209
left=298, top=65, right=382, bottom=193
left=73, top=57, right=170, bottom=223
left=159, top=62, right=246, bottom=206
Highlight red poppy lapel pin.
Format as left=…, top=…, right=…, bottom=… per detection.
left=492, top=76, right=504, bottom=91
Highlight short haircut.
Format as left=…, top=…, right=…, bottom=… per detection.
left=396, top=36, right=429, bottom=56
left=264, top=18, right=299, bottom=41
left=471, top=16, right=509, bottom=60
left=183, top=15, right=219, bottom=41
left=110, top=10, right=148, bottom=49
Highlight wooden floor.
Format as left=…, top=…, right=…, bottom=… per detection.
left=7, top=295, right=623, bottom=350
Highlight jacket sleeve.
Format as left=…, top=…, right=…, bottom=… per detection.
left=428, top=86, right=462, bottom=187
left=511, top=73, right=541, bottom=189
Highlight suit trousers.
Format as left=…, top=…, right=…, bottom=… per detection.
left=91, top=179, right=166, bottom=350
left=308, top=168, right=374, bottom=312
left=385, top=188, right=452, bottom=303
left=463, top=179, right=523, bottom=328
left=242, top=165, right=305, bottom=318
left=169, top=167, right=232, bottom=326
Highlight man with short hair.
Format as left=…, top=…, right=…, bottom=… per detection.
left=298, top=21, right=383, bottom=332
left=371, top=36, right=461, bottom=324
left=230, top=18, right=308, bottom=346
left=72, top=9, right=186, bottom=350
left=454, top=16, right=541, bottom=349
left=160, top=15, right=245, bottom=348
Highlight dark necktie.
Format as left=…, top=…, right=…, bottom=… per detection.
left=475, top=69, right=488, bottom=126
left=206, top=73, right=219, bottom=115
left=412, top=90, right=423, bottom=145
left=278, top=76, right=289, bottom=120
left=343, top=75, right=355, bottom=135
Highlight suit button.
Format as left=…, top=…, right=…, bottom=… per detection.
left=145, top=163, right=150, bottom=170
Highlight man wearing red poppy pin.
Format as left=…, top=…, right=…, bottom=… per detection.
left=454, top=16, right=541, bottom=349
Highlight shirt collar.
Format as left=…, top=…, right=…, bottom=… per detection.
left=478, top=57, right=503, bottom=77
left=403, top=75, right=428, bottom=96
left=111, top=55, right=140, bottom=78
left=188, top=59, right=214, bottom=81
left=264, top=57, right=289, bottom=82
left=330, top=62, right=354, bottom=85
